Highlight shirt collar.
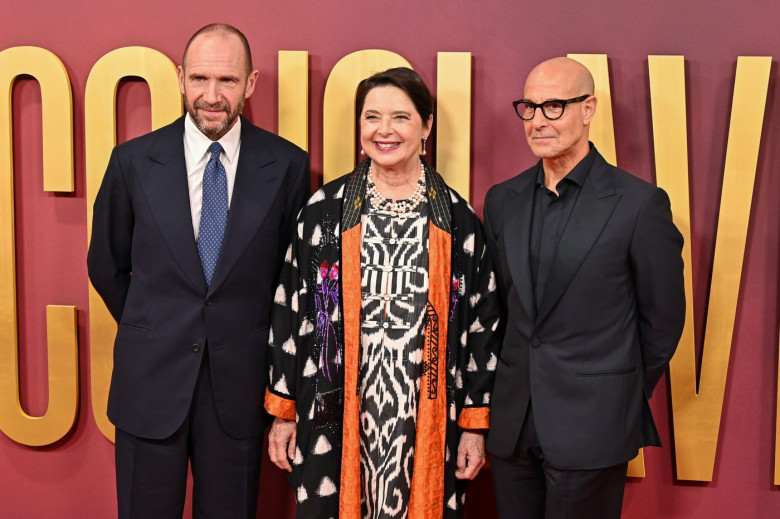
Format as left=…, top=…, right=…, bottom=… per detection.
left=184, top=113, right=242, bottom=165
left=535, top=141, right=597, bottom=189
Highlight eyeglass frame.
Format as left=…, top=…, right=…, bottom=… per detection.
left=512, top=94, right=592, bottom=121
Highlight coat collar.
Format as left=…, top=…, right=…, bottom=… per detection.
left=503, top=167, right=537, bottom=321
left=207, top=116, right=279, bottom=294
left=536, top=151, right=619, bottom=322
left=502, top=149, right=620, bottom=324
left=138, top=115, right=281, bottom=295
left=141, top=117, right=204, bottom=292
left=341, top=157, right=452, bottom=234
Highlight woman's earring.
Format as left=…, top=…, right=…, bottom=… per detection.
left=360, top=148, right=365, bottom=155
left=422, top=137, right=427, bottom=156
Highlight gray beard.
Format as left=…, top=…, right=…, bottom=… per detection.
left=184, top=94, right=244, bottom=140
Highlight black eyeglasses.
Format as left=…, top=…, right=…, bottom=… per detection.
left=512, top=94, right=591, bottom=121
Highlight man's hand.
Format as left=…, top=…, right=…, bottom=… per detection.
left=455, top=430, right=486, bottom=480
left=268, top=417, right=297, bottom=472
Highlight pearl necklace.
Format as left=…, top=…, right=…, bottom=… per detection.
left=366, top=162, right=427, bottom=214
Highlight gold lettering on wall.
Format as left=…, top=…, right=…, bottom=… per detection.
left=0, top=46, right=74, bottom=192
left=650, top=55, right=771, bottom=481
left=0, top=43, right=770, bottom=465
left=323, top=50, right=411, bottom=183
left=568, top=54, right=617, bottom=165
left=436, top=52, right=471, bottom=201
left=0, top=305, right=78, bottom=446
left=568, top=53, right=645, bottom=478
left=278, top=51, right=309, bottom=151
left=85, top=47, right=182, bottom=442
left=0, top=47, right=79, bottom=446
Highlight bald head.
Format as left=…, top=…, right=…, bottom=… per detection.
left=182, top=23, right=252, bottom=74
left=525, top=57, right=594, bottom=100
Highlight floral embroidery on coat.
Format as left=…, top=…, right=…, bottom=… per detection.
left=315, top=260, right=341, bottom=381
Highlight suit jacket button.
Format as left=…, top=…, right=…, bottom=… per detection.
left=531, top=338, right=541, bottom=348
left=205, top=299, right=214, bottom=306
left=192, top=344, right=200, bottom=352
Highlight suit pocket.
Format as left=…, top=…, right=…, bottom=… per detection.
left=119, top=322, right=149, bottom=332
left=577, top=367, right=637, bottom=377
left=586, top=238, right=623, bottom=259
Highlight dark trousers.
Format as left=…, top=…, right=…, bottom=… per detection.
left=491, top=403, right=628, bottom=519
left=115, top=350, right=263, bottom=519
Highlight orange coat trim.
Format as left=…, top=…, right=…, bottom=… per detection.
left=408, top=223, right=451, bottom=519
left=339, top=224, right=363, bottom=519
left=458, top=407, right=490, bottom=430
left=264, top=389, right=296, bottom=421
left=338, top=222, right=452, bottom=519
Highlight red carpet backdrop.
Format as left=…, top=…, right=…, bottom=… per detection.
left=0, top=0, right=778, bottom=517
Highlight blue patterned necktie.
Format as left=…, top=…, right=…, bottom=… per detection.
left=198, top=142, right=228, bottom=287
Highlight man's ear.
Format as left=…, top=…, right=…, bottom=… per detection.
left=244, top=69, right=259, bottom=99
left=177, top=65, right=185, bottom=95
left=582, top=96, right=597, bottom=125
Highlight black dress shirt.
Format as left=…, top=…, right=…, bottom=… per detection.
left=529, top=145, right=597, bottom=310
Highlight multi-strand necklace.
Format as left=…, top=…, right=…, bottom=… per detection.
left=366, top=161, right=426, bottom=214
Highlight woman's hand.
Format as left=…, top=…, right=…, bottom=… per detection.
left=455, top=430, right=486, bottom=480
left=268, top=417, right=297, bottom=472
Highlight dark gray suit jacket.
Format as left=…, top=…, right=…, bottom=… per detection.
left=88, top=115, right=309, bottom=440
left=484, top=148, right=685, bottom=469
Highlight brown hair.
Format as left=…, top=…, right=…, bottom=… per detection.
left=355, top=67, right=434, bottom=126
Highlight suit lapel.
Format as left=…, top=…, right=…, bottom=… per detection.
left=138, top=117, right=207, bottom=293
left=503, top=171, right=537, bottom=322
left=536, top=155, right=620, bottom=323
left=207, top=121, right=279, bottom=294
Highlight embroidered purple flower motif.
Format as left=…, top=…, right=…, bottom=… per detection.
left=315, top=261, right=341, bottom=381
left=449, top=275, right=462, bottom=322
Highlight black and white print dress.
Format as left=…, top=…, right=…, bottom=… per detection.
left=359, top=201, right=429, bottom=519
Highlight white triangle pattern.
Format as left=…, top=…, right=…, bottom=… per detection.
left=293, top=446, right=304, bottom=465
left=313, top=435, right=332, bottom=454
left=274, top=284, right=286, bottom=305
left=487, top=353, right=497, bottom=371
left=308, top=189, right=325, bottom=205
left=282, top=336, right=296, bottom=355
left=303, top=358, right=317, bottom=377
left=447, top=492, right=458, bottom=510
left=317, top=476, right=337, bottom=496
left=463, top=233, right=475, bottom=256
left=273, top=375, right=289, bottom=395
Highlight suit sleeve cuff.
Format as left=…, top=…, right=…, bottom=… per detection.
left=458, top=407, right=490, bottom=430
left=264, top=388, right=296, bottom=421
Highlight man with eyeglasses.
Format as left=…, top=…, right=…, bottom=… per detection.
left=483, top=57, right=685, bottom=519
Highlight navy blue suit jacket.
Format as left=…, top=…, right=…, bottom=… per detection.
left=88, top=115, right=309, bottom=440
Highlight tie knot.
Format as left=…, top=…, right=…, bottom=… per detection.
left=208, top=142, right=223, bottom=160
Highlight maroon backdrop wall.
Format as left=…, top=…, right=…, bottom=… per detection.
left=1, top=0, right=778, bottom=517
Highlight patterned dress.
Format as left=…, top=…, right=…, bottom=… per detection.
left=359, top=204, right=429, bottom=519
left=265, top=159, right=500, bottom=519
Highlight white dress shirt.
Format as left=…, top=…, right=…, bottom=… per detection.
left=183, top=114, right=242, bottom=240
